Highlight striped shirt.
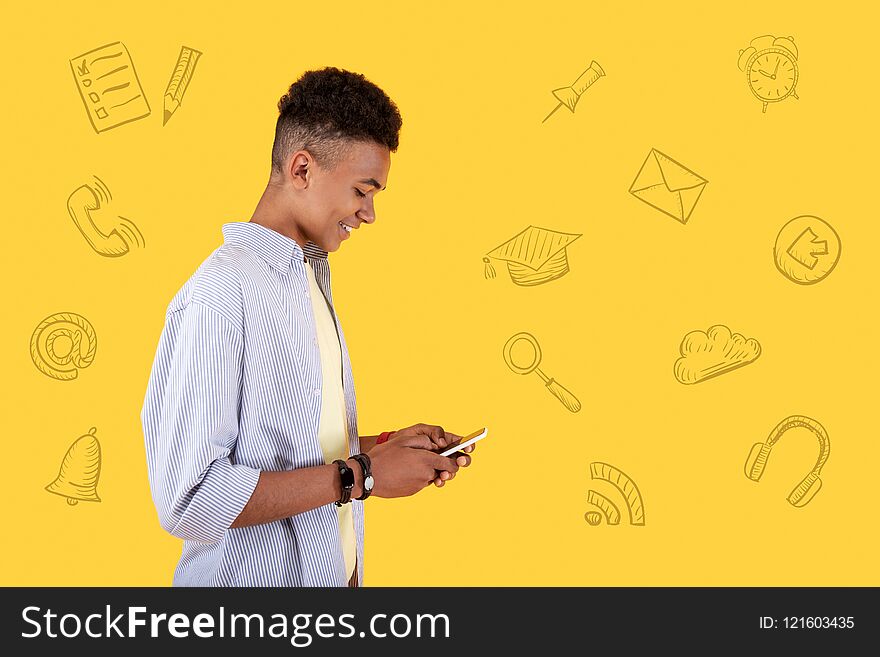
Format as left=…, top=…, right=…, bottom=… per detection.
left=140, top=221, right=364, bottom=586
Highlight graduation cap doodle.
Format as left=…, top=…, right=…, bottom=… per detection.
left=483, top=226, right=582, bottom=286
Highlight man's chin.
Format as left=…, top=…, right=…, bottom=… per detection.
left=305, top=235, right=340, bottom=253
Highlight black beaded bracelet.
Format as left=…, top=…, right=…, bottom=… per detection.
left=333, top=459, right=354, bottom=507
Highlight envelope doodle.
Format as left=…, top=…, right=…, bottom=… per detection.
left=629, top=148, right=708, bottom=224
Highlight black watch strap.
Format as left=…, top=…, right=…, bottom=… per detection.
left=351, top=453, right=373, bottom=500
left=333, top=459, right=354, bottom=507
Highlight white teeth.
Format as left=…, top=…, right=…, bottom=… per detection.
left=339, top=222, right=352, bottom=233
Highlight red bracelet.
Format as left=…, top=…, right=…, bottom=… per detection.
left=376, top=431, right=394, bottom=445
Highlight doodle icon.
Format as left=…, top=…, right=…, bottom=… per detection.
left=737, top=35, right=800, bottom=113
left=69, top=41, right=151, bottom=133
left=46, top=427, right=102, bottom=506
left=744, top=415, right=829, bottom=508
left=163, top=45, right=203, bottom=126
left=629, top=148, right=708, bottom=224
left=584, top=462, right=645, bottom=526
left=542, top=60, right=605, bottom=123
left=774, top=215, right=841, bottom=285
left=483, top=226, right=582, bottom=286
left=67, top=175, right=145, bottom=257
left=30, top=312, right=97, bottom=381
left=674, top=324, right=760, bottom=384
left=503, top=332, right=581, bottom=413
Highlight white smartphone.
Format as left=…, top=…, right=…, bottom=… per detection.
left=439, top=427, right=488, bottom=457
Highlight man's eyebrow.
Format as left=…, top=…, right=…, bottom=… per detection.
left=358, top=178, right=386, bottom=191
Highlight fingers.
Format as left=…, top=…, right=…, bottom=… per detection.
left=443, top=431, right=463, bottom=445
left=431, top=454, right=460, bottom=474
left=396, top=433, right=434, bottom=450
left=409, top=423, right=447, bottom=447
left=433, top=469, right=457, bottom=487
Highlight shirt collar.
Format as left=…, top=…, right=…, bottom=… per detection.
left=221, top=221, right=328, bottom=271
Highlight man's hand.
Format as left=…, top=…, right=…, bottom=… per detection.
left=366, top=433, right=462, bottom=498
left=382, top=423, right=476, bottom=488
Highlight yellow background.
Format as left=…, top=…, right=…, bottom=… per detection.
left=2, top=1, right=877, bottom=586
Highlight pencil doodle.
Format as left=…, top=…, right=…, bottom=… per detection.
left=163, top=45, right=203, bottom=126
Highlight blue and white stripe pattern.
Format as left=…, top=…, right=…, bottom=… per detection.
left=140, top=221, right=364, bottom=586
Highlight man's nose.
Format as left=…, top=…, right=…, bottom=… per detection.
left=357, top=200, right=376, bottom=224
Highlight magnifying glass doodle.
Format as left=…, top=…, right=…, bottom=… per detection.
left=503, top=332, right=581, bottom=413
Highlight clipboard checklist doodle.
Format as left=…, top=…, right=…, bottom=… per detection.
left=70, top=41, right=151, bottom=133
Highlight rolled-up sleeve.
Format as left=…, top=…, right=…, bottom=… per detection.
left=141, top=300, right=261, bottom=543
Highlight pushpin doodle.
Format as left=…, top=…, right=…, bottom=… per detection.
left=542, top=60, right=605, bottom=123
left=46, top=427, right=102, bottom=506
left=29, top=312, right=97, bottom=381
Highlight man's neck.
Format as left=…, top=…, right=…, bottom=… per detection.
left=250, top=184, right=309, bottom=251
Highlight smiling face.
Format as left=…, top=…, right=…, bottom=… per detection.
left=290, top=140, right=390, bottom=252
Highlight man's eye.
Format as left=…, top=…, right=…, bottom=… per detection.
left=354, top=189, right=366, bottom=198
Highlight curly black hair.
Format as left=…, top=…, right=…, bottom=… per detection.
left=270, top=67, right=403, bottom=173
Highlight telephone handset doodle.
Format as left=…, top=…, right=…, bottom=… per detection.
left=66, top=175, right=145, bottom=257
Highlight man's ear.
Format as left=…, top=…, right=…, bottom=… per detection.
left=287, top=151, right=312, bottom=190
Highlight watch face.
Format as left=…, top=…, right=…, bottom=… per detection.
left=748, top=49, right=797, bottom=100
left=364, top=475, right=374, bottom=491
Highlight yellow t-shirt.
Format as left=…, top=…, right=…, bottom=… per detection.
left=304, top=260, right=356, bottom=582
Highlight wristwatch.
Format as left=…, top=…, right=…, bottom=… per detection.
left=333, top=459, right=354, bottom=507
left=351, top=453, right=374, bottom=500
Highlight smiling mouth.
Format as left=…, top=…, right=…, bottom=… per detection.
left=339, top=221, right=356, bottom=235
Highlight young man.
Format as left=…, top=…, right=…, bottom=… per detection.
left=140, top=67, right=474, bottom=587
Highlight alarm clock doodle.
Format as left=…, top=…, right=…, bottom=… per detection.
left=737, top=35, right=800, bottom=113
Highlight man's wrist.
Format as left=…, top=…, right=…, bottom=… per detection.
left=345, top=458, right=364, bottom=499
left=360, top=435, right=380, bottom=453
left=332, top=460, right=355, bottom=507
